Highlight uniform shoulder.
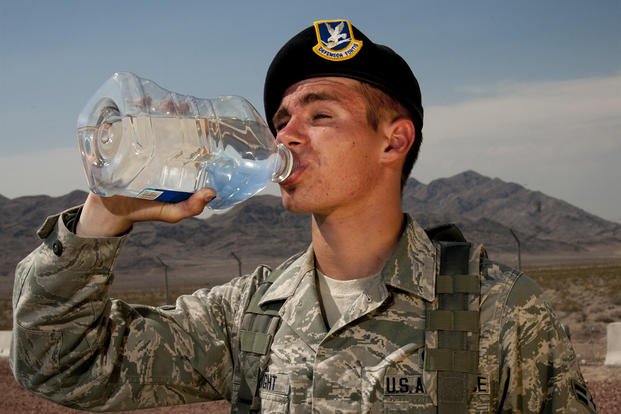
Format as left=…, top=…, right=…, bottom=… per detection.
left=479, top=258, right=543, bottom=307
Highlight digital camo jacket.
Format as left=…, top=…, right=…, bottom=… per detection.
left=11, top=207, right=596, bottom=413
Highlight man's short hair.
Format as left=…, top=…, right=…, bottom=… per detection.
left=357, top=82, right=421, bottom=188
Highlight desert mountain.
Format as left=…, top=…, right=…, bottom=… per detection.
left=403, top=171, right=620, bottom=257
left=1, top=171, right=619, bottom=284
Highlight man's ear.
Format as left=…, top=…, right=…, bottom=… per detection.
left=381, top=118, right=415, bottom=162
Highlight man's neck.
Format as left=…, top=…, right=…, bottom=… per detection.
left=310, top=204, right=404, bottom=281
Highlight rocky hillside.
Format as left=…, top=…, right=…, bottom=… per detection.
left=403, top=170, right=620, bottom=257
left=2, top=171, right=619, bottom=282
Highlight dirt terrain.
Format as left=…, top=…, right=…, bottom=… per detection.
left=1, top=262, right=620, bottom=413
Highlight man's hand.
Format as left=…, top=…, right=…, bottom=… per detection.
left=76, top=189, right=216, bottom=237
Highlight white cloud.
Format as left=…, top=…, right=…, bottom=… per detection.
left=414, top=74, right=621, bottom=222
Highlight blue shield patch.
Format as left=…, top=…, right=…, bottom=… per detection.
left=312, top=19, right=363, bottom=61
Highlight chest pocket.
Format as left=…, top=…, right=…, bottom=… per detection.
left=257, top=371, right=290, bottom=413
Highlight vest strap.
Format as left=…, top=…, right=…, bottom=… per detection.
left=436, top=274, right=480, bottom=294
left=233, top=269, right=285, bottom=413
left=427, top=241, right=481, bottom=414
left=424, top=348, right=478, bottom=373
left=426, top=309, right=479, bottom=332
left=240, top=330, right=272, bottom=354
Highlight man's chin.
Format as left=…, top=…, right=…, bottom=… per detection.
left=280, top=192, right=312, bottom=214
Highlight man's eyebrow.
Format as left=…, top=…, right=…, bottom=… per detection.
left=273, top=91, right=341, bottom=125
left=301, top=91, right=340, bottom=105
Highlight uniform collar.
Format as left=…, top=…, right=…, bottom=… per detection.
left=259, top=214, right=437, bottom=306
left=259, top=245, right=316, bottom=305
left=381, top=214, right=437, bottom=302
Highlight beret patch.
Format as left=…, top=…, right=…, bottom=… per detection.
left=311, top=20, right=363, bottom=61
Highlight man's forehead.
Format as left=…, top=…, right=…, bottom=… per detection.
left=274, top=77, right=363, bottom=122
left=278, top=77, right=365, bottom=112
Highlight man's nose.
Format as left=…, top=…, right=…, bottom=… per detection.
left=276, top=118, right=306, bottom=149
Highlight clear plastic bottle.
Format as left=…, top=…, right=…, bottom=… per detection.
left=77, top=72, right=292, bottom=210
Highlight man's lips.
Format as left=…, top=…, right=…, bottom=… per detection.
left=280, top=157, right=304, bottom=187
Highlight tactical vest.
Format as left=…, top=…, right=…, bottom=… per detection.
left=232, top=224, right=482, bottom=413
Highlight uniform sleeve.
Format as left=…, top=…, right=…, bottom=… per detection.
left=10, top=207, right=248, bottom=411
left=497, top=273, right=598, bottom=413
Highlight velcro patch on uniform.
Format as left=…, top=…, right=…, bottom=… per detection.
left=384, top=375, right=427, bottom=395
left=473, top=374, right=491, bottom=395
left=260, top=372, right=290, bottom=396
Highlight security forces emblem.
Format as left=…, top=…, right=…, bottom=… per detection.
left=312, top=19, right=363, bottom=61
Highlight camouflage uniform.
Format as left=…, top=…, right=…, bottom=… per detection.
left=11, top=206, right=596, bottom=413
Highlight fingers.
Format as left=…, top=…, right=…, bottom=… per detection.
left=77, top=189, right=217, bottom=237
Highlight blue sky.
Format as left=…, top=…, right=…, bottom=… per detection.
left=1, top=0, right=620, bottom=222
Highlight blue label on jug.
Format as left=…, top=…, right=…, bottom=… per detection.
left=137, top=188, right=193, bottom=203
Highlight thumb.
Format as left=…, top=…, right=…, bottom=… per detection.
left=157, top=188, right=217, bottom=223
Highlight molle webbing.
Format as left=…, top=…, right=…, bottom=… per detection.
left=425, top=241, right=481, bottom=414
left=234, top=270, right=284, bottom=414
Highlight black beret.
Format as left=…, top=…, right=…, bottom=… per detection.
left=263, top=19, right=423, bottom=136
